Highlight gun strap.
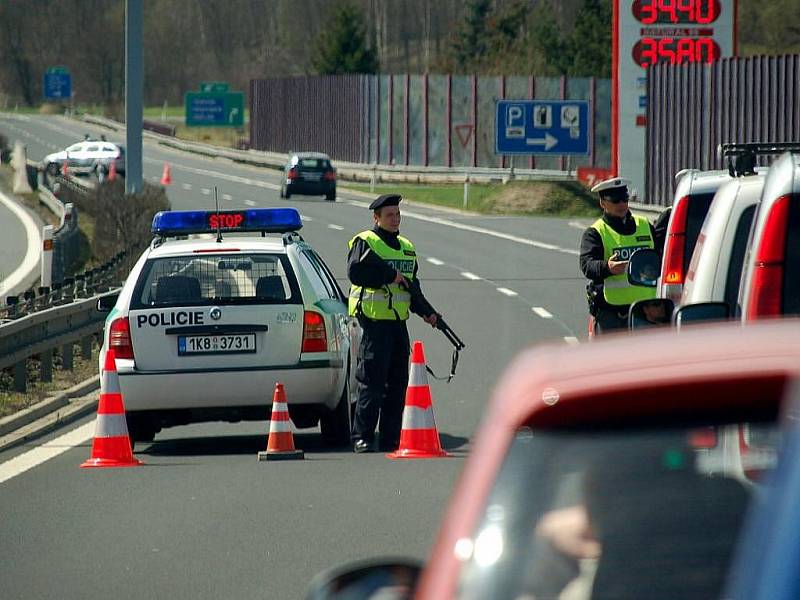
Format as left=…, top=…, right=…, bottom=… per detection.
left=424, top=346, right=461, bottom=383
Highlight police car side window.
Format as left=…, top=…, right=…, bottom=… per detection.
left=309, top=249, right=347, bottom=303
left=297, top=250, right=337, bottom=300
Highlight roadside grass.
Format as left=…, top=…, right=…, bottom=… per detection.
left=341, top=179, right=598, bottom=217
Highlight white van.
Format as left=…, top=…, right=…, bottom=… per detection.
left=680, top=175, right=765, bottom=309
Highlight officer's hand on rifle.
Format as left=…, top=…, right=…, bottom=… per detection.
left=423, top=312, right=439, bottom=328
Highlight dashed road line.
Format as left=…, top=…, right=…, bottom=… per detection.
left=181, top=183, right=192, bottom=190
left=300, top=215, right=312, bottom=221
left=461, top=272, right=481, bottom=280
left=222, top=194, right=233, bottom=201
left=327, top=224, right=344, bottom=230
left=244, top=199, right=256, bottom=206
left=564, top=336, right=580, bottom=345
left=497, top=288, right=518, bottom=297
left=532, top=307, right=553, bottom=319
left=201, top=188, right=211, bottom=195
left=426, top=257, right=444, bottom=265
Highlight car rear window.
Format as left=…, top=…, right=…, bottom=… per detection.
left=783, top=199, right=800, bottom=315
left=130, top=253, right=301, bottom=308
left=455, top=420, right=780, bottom=600
left=724, top=204, right=757, bottom=309
left=298, top=158, right=330, bottom=170
left=684, top=193, right=716, bottom=274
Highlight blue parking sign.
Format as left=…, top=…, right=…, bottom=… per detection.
left=43, top=69, right=71, bottom=100
left=495, top=100, right=589, bottom=156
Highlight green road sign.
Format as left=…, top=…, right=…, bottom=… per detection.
left=185, top=91, right=244, bottom=127
left=199, top=81, right=229, bottom=93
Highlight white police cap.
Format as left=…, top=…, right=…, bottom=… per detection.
left=590, top=177, right=631, bottom=194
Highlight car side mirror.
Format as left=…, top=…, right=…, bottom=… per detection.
left=96, top=292, right=120, bottom=312
left=629, top=298, right=674, bottom=330
left=627, top=248, right=660, bottom=287
left=306, top=559, right=421, bottom=600
left=673, top=302, right=730, bottom=328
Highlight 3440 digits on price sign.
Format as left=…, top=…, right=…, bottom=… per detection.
left=632, top=0, right=721, bottom=25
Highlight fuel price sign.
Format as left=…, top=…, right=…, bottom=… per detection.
left=613, top=0, right=736, bottom=199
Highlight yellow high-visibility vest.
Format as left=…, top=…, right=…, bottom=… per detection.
left=348, top=231, right=416, bottom=320
left=592, top=215, right=656, bottom=306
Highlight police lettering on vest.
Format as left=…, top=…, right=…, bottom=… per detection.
left=348, top=231, right=417, bottom=320
left=591, top=215, right=657, bottom=306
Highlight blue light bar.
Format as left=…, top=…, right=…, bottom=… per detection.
left=151, top=208, right=303, bottom=236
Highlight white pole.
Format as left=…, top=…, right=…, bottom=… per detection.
left=41, top=225, right=54, bottom=288
left=370, top=163, right=377, bottom=193
left=463, top=170, right=470, bottom=210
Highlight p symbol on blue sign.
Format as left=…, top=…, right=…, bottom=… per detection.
left=505, top=105, right=525, bottom=139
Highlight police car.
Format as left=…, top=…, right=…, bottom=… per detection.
left=97, top=207, right=356, bottom=446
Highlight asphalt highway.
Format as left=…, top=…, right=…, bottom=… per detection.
left=0, top=114, right=590, bottom=599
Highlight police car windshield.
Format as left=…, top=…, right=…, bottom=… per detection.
left=130, top=253, right=301, bottom=308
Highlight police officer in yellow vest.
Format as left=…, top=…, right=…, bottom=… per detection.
left=347, top=194, right=439, bottom=453
left=579, top=177, right=657, bottom=334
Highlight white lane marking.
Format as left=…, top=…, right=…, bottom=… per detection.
left=244, top=199, right=256, bottom=206
left=0, top=422, right=95, bottom=485
left=461, top=272, right=481, bottom=280
left=532, top=307, right=553, bottom=319
left=222, top=194, right=233, bottom=201
left=300, top=215, right=312, bottom=222
left=181, top=183, right=192, bottom=190
left=497, top=287, right=518, bottom=297
left=426, top=257, right=444, bottom=265
left=564, top=336, right=580, bottom=345
left=0, top=190, right=42, bottom=297
left=327, top=224, right=344, bottom=230
left=201, top=188, right=211, bottom=195
left=346, top=199, right=578, bottom=256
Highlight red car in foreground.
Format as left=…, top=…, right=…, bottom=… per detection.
left=308, top=320, right=800, bottom=600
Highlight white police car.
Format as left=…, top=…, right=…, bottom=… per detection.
left=97, top=207, right=356, bottom=446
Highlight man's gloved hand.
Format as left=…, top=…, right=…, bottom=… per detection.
left=423, top=313, right=439, bottom=328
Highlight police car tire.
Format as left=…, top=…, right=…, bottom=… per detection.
left=325, top=191, right=336, bottom=201
left=320, top=382, right=351, bottom=447
left=284, top=189, right=291, bottom=199
left=126, top=412, right=156, bottom=444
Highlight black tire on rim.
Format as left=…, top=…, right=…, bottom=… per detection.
left=126, top=413, right=156, bottom=444
left=320, top=382, right=351, bottom=447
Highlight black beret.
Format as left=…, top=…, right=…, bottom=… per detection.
left=369, top=194, right=402, bottom=211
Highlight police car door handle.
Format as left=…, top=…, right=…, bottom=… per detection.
left=164, top=324, right=269, bottom=335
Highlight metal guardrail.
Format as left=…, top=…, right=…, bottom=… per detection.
left=0, top=292, right=114, bottom=392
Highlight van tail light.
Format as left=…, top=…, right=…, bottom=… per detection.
left=302, top=311, right=327, bottom=352
left=662, top=195, right=689, bottom=286
left=688, top=427, right=718, bottom=449
left=747, top=195, right=790, bottom=319
left=109, top=317, right=135, bottom=360
left=287, top=167, right=299, bottom=181
left=323, top=170, right=336, bottom=182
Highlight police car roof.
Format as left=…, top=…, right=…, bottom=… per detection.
left=147, top=235, right=288, bottom=258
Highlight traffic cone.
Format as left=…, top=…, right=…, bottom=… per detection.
left=388, top=341, right=449, bottom=459
left=160, top=162, right=172, bottom=185
left=61, top=160, right=69, bottom=176
left=80, top=349, right=144, bottom=468
left=108, top=159, right=117, bottom=182
left=258, top=383, right=304, bottom=461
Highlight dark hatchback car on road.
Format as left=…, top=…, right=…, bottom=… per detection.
left=280, top=152, right=337, bottom=201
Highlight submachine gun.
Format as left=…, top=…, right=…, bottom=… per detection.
left=405, top=280, right=465, bottom=383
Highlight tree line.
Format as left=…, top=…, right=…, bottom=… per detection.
left=0, top=0, right=794, bottom=108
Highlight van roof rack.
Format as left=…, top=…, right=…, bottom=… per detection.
left=718, top=142, right=800, bottom=177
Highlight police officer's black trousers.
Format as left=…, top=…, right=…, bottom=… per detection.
left=352, top=316, right=410, bottom=449
left=594, top=306, right=629, bottom=334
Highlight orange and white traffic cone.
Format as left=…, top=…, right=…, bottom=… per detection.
left=80, top=349, right=143, bottom=468
left=388, top=341, right=449, bottom=459
left=160, top=162, right=172, bottom=185
left=108, top=159, right=117, bottom=182
left=61, top=160, right=69, bottom=176
left=258, top=383, right=304, bottom=461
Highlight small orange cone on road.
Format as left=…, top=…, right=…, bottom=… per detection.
left=388, top=341, right=449, bottom=459
left=61, top=160, right=69, bottom=175
left=258, top=383, right=304, bottom=461
left=108, top=159, right=117, bottom=182
left=81, top=349, right=143, bottom=468
left=160, top=162, right=172, bottom=185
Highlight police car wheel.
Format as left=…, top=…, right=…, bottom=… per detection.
left=126, top=412, right=156, bottom=444
left=320, top=382, right=351, bottom=447
left=325, top=191, right=336, bottom=201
